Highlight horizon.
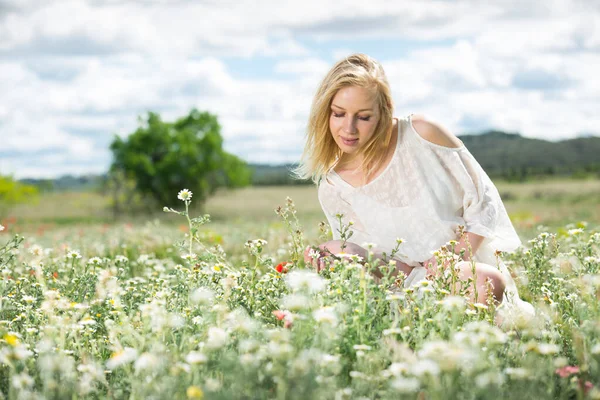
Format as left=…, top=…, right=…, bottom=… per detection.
left=1, top=0, right=599, bottom=179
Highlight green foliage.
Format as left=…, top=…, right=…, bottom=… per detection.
left=0, top=175, right=39, bottom=215
left=109, top=109, right=251, bottom=208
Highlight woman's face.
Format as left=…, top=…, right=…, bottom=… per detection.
left=329, top=85, right=379, bottom=156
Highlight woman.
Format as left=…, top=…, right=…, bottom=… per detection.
left=296, top=53, right=534, bottom=318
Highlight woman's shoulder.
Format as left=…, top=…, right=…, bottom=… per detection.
left=403, top=113, right=465, bottom=150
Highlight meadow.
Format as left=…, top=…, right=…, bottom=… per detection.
left=1, top=178, right=600, bottom=399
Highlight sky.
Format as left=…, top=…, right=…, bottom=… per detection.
left=0, top=0, right=599, bottom=179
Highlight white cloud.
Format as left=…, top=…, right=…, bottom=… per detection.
left=0, top=0, right=598, bottom=178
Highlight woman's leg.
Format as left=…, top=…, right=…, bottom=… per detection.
left=450, top=261, right=506, bottom=305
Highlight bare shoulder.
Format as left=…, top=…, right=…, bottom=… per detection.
left=410, top=114, right=464, bottom=148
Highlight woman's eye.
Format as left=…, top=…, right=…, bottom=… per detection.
left=358, top=116, right=371, bottom=121
left=332, top=112, right=344, bottom=118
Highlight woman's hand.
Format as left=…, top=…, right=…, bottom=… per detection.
left=423, top=256, right=440, bottom=277
left=304, top=241, right=366, bottom=272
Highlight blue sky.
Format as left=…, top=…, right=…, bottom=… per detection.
left=0, top=0, right=599, bottom=178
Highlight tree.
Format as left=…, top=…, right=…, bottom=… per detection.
left=0, top=175, right=39, bottom=216
left=109, top=109, right=251, bottom=209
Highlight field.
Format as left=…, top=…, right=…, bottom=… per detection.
left=1, top=179, right=600, bottom=399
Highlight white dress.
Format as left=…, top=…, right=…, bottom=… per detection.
left=318, top=114, right=534, bottom=317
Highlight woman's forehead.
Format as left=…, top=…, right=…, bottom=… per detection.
left=331, top=86, right=377, bottom=110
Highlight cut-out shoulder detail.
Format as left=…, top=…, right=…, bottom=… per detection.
left=410, top=114, right=465, bottom=149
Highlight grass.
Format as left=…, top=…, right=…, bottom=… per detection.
left=4, top=177, right=600, bottom=242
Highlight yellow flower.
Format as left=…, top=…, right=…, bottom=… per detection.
left=186, top=386, right=204, bottom=399
left=3, top=333, right=18, bottom=346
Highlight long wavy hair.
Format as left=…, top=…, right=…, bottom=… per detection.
left=294, top=53, right=394, bottom=184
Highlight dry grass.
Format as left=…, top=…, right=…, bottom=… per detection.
left=4, top=178, right=599, bottom=240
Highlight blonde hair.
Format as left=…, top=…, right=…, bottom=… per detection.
left=295, top=53, right=394, bottom=183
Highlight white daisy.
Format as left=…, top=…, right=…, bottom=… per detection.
left=177, top=189, right=193, bottom=201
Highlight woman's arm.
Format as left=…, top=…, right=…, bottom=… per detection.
left=454, top=231, right=485, bottom=261
left=423, top=231, right=485, bottom=276
left=304, top=240, right=414, bottom=278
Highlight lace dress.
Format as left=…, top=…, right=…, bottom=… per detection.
left=318, top=114, right=534, bottom=316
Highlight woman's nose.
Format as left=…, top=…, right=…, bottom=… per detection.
left=344, top=117, right=357, bottom=134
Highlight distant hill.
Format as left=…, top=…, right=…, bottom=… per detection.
left=20, top=174, right=106, bottom=192
left=459, top=131, right=600, bottom=179
left=17, top=131, right=600, bottom=190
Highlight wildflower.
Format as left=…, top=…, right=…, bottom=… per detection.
left=190, top=287, right=215, bottom=305
left=534, top=343, right=560, bottom=355
left=182, top=253, right=198, bottom=262
left=134, top=353, right=160, bottom=373
left=568, top=228, right=584, bottom=236
left=285, top=270, right=326, bottom=293
left=411, top=359, right=441, bottom=377
left=313, top=307, right=337, bottom=325
left=186, top=386, right=204, bottom=399
left=185, top=351, right=208, bottom=365
left=390, top=376, right=420, bottom=393
left=504, top=367, right=531, bottom=379
left=591, top=344, right=600, bottom=355
left=11, top=372, right=34, bottom=390
left=275, top=262, right=290, bottom=274
left=178, top=189, right=193, bottom=202
left=245, top=239, right=268, bottom=254
left=273, top=310, right=287, bottom=320
left=3, top=333, right=19, bottom=346
left=475, top=371, right=505, bottom=388
left=439, top=296, right=466, bottom=311
left=88, top=257, right=102, bottom=266
left=29, top=245, right=43, bottom=257
left=22, top=295, right=35, bottom=304
left=67, top=250, right=82, bottom=259
left=555, top=365, right=579, bottom=378
left=0, top=224, right=4, bottom=231
left=205, top=327, right=228, bottom=349
left=115, top=255, right=129, bottom=263
left=581, top=380, right=594, bottom=395
left=79, top=317, right=96, bottom=326
left=106, top=347, right=138, bottom=370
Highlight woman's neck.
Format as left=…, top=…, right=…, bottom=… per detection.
left=337, top=154, right=365, bottom=172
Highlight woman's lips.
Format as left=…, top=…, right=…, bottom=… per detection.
left=341, top=137, right=358, bottom=146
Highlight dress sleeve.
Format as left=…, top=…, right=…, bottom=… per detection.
left=444, top=148, right=522, bottom=252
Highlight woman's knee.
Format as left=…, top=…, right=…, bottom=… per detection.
left=456, top=262, right=506, bottom=303
left=478, top=268, right=506, bottom=303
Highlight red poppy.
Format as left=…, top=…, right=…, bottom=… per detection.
left=275, top=262, right=289, bottom=274
left=52, top=271, right=59, bottom=279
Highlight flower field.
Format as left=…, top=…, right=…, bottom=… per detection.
left=1, top=190, right=600, bottom=399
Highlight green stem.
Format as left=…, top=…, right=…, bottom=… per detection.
left=185, top=201, right=193, bottom=256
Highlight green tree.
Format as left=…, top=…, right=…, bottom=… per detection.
left=109, top=109, right=251, bottom=209
left=0, top=175, right=39, bottom=216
